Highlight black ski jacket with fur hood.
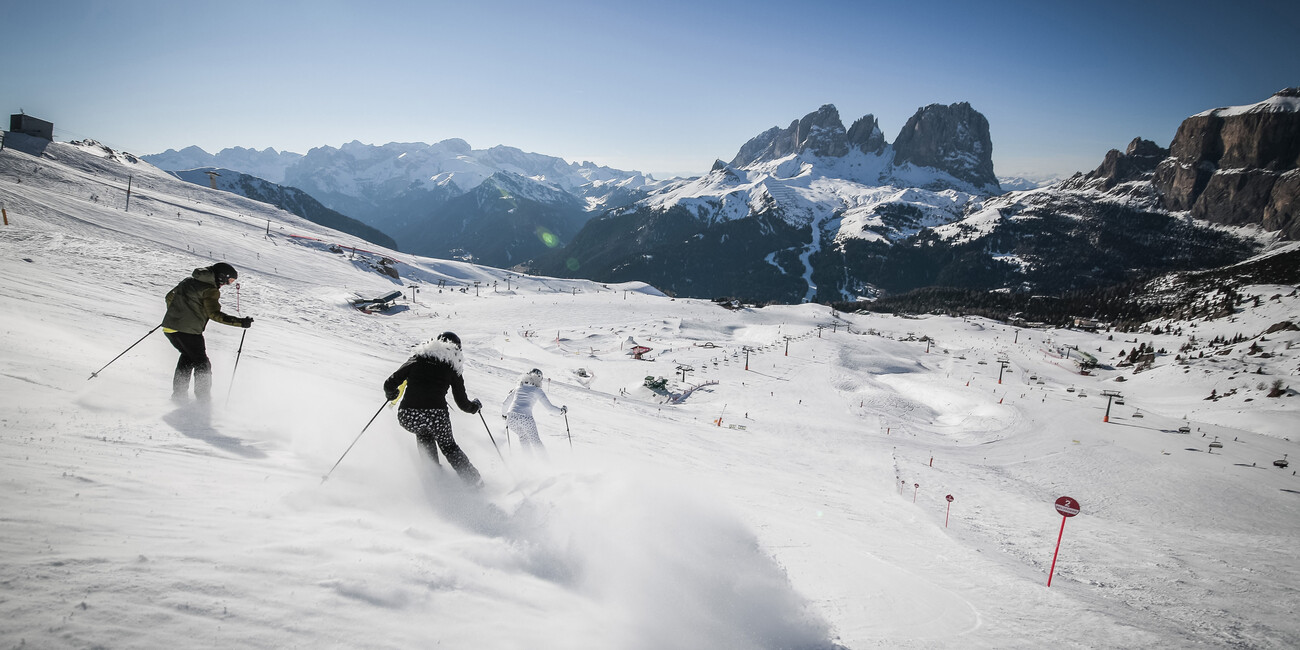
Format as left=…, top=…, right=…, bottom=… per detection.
left=383, top=338, right=478, bottom=412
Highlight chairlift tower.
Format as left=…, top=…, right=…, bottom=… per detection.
left=1101, top=390, right=1123, bottom=422
left=997, top=357, right=1010, bottom=384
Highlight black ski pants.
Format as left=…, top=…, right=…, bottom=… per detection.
left=165, top=331, right=211, bottom=400
left=398, top=408, right=481, bottom=485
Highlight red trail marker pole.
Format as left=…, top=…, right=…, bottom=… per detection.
left=913, top=482, right=920, bottom=503
left=945, top=494, right=954, bottom=527
left=1047, top=496, right=1081, bottom=587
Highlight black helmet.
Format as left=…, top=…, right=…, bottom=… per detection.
left=211, top=262, right=238, bottom=285
left=438, top=331, right=462, bottom=349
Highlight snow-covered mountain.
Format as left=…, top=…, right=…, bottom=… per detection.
left=392, top=169, right=591, bottom=268
left=532, top=102, right=1008, bottom=302
left=997, top=174, right=1064, bottom=192
left=145, top=139, right=669, bottom=264
left=5, top=127, right=1300, bottom=649
left=146, top=145, right=303, bottom=184
left=538, top=94, right=1296, bottom=304
left=168, top=167, right=397, bottom=250
left=879, top=87, right=1300, bottom=312
left=279, top=140, right=667, bottom=232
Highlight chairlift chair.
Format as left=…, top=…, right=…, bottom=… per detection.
left=1274, top=455, right=1289, bottom=469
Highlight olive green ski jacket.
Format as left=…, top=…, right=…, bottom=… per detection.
left=162, top=267, right=243, bottom=334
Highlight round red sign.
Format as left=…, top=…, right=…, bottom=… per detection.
left=1054, top=496, right=1080, bottom=517
left=946, top=494, right=954, bottom=502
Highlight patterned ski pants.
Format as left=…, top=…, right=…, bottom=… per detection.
left=506, top=413, right=547, bottom=456
left=398, top=408, right=481, bottom=485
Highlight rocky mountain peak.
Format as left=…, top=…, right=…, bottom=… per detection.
left=1126, top=137, right=1168, bottom=159
left=729, top=104, right=848, bottom=167
left=1153, top=88, right=1300, bottom=239
left=846, top=114, right=885, bottom=154
left=794, top=104, right=850, bottom=159
left=892, top=102, right=998, bottom=192
left=1062, top=137, right=1168, bottom=192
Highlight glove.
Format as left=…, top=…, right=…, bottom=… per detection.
left=470, top=399, right=482, bottom=414
left=239, top=316, right=254, bottom=328
left=385, top=389, right=399, bottom=402
left=560, top=406, right=568, bottom=414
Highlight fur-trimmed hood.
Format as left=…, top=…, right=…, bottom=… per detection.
left=410, top=337, right=463, bottom=374
left=519, top=369, right=543, bottom=387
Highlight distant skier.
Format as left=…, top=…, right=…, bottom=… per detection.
left=162, top=262, right=252, bottom=402
left=501, top=369, right=566, bottom=456
left=384, top=332, right=484, bottom=486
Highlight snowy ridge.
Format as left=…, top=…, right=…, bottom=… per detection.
left=145, top=145, right=303, bottom=184
left=1194, top=89, right=1300, bottom=118
left=146, top=139, right=668, bottom=215
left=3, top=135, right=1300, bottom=649
left=641, top=149, right=979, bottom=244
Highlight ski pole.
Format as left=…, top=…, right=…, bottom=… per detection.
left=321, top=399, right=388, bottom=484
left=477, top=411, right=507, bottom=463
left=225, top=329, right=247, bottom=406
left=564, top=411, right=572, bottom=450
left=89, top=324, right=162, bottom=380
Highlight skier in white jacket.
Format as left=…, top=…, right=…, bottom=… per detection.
left=501, top=369, right=566, bottom=455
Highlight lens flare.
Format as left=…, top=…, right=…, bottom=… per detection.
left=536, top=227, right=560, bottom=248
left=566, top=258, right=581, bottom=271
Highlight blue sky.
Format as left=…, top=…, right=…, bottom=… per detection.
left=5, top=0, right=1298, bottom=178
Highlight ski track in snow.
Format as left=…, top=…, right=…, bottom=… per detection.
left=2, top=139, right=1300, bottom=649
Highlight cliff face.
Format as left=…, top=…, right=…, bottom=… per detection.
left=1153, top=88, right=1300, bottom=239
left=892, top=102, right=999, bottom=192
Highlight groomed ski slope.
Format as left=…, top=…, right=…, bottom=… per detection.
left=2, top=138, right=1299, bottom=649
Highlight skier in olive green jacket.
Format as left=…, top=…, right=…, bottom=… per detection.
left=162, top=262, right=252, bottom=402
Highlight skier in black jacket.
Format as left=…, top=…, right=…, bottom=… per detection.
left=383, top=332, right=484, bottom=485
